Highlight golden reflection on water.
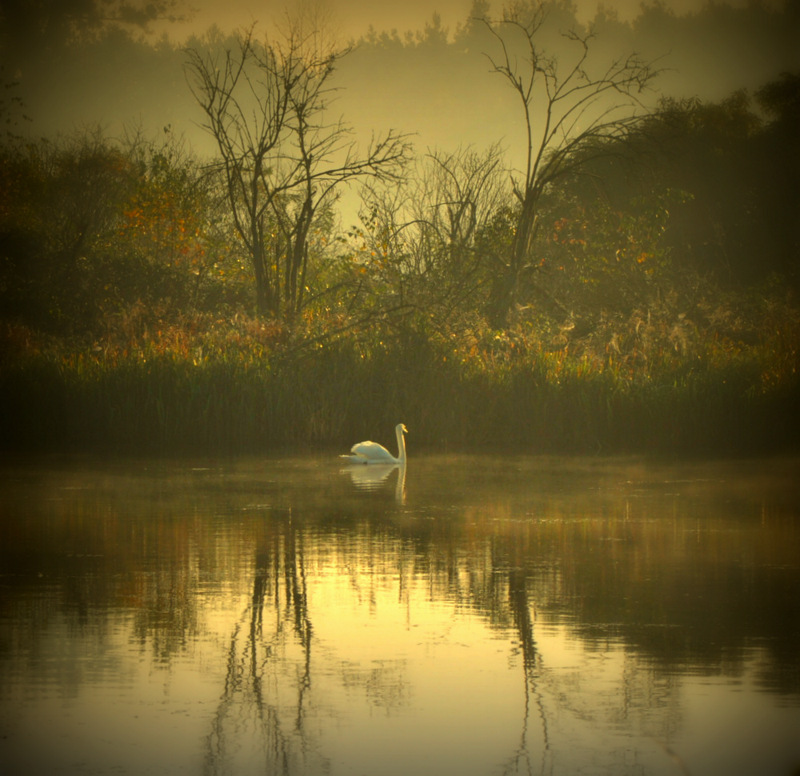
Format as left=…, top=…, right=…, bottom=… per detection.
left=1, top=455, right=799, bottom=776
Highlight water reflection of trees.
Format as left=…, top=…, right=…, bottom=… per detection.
left=9, top=458, right=796, bottom=688
left=0, top=485, right=204, bottom=662
left=395, top=517, right=700, bottom=775
left=399, top=484, right=800, bottom=690
left=203, top=515, right=323, bottom=776
left=3, top=458, right=799, bottom=774
left=500, top=567, right=550, bottom=776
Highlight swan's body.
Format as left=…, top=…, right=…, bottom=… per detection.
left=342, top=423, right=407, bottom=465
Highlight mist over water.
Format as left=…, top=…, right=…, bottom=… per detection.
left=1, top=455, right=799, bottom=775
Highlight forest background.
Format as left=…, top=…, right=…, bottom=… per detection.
left=1, top=0, right=799, bottom=455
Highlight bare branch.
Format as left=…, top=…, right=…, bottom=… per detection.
left=478, top=9, right=660, bottom=325
left=185, top=20, right=411, bottom=320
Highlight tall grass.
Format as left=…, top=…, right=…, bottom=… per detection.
left=2, top=314, right=798, bottom=456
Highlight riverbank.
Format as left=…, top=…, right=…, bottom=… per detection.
left=3, top=327, right=798, bottom=456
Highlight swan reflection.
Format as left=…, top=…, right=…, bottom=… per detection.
left=343, top=462, right=406, bottom=503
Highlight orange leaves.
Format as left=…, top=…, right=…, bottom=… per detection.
left=117, top=181, right=211, bottom=271
left=122, top=206, right=145, bottom=228
left=550, top=216, right=587, bottom=247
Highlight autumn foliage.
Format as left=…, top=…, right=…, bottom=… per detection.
left=1, top=64, right=799, bottom=454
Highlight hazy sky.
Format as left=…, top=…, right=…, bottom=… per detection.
left=7, top=0, right=794, bottom=194
left=158, top=0, right=781, bottom=41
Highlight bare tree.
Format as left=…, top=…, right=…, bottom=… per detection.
left=358, top=144, right=509, bottom=332
left=186, top=21, right=410, bottom=320
left=417, top=144, right=508, bottom=276
left=481, top=4, right=659, bottom=325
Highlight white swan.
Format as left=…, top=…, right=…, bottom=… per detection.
left=342, top=423, right=407, bottom=464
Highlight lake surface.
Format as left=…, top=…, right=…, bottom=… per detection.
left=1, top=454, right=799, bottom=776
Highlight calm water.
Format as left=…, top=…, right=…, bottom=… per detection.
left=1, top=454, right=799, bottom=776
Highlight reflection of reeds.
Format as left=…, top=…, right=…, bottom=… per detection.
left=1, top=315, right=798, bottom=455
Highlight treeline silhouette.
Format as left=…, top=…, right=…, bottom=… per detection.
left=1, top=1, right=799, bottom=454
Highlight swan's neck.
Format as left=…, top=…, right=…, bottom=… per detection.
left=396, top=427, right=406, bottom=463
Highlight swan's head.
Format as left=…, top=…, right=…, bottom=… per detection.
left=396, top=423, right=408, bottom=435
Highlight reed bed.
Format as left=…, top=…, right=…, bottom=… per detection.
left=2, top=317, right=798, bottom=456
